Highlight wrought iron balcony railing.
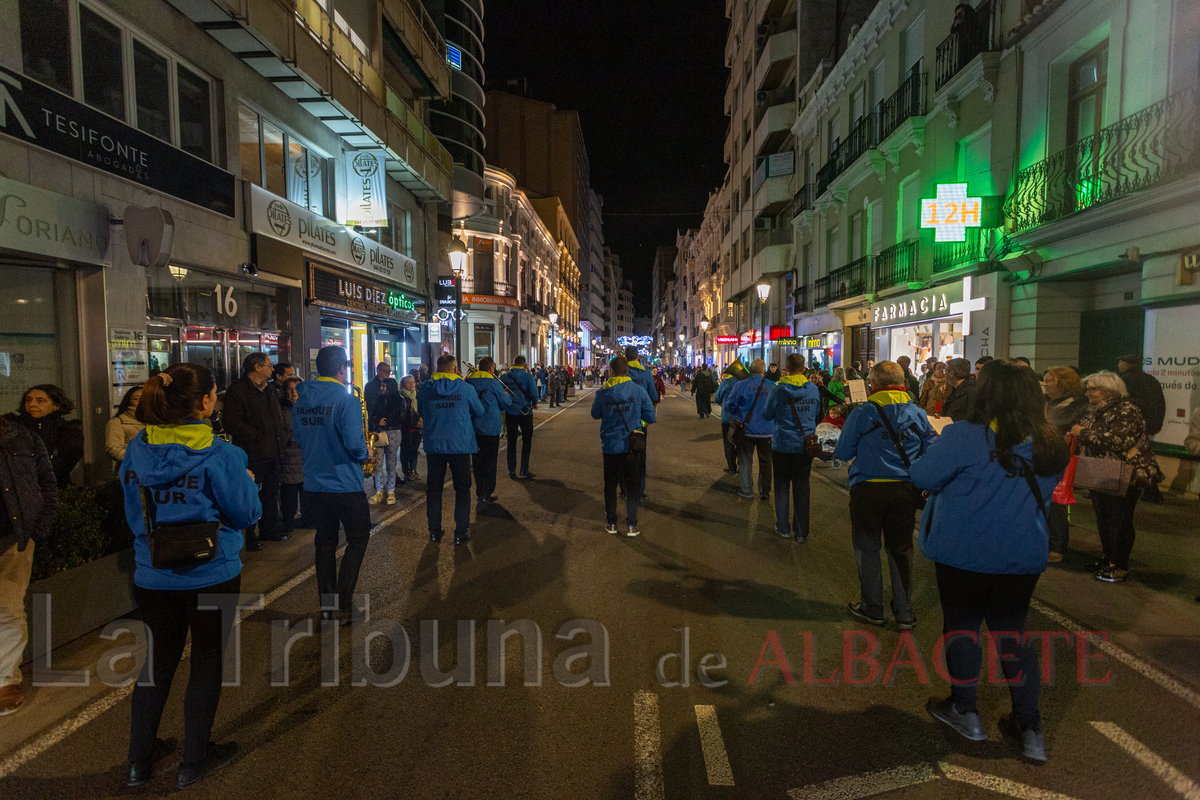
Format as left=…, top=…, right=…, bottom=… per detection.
left=813, top=256, right=873, bottom=307
left=792, top=183, right=814, bottom=217
left=792, top=284, right=809, bottom=313
left=934, top=0, right=995, bottom=92
left=933, top=230, right=985, bottom=273
left=877, top=72, right=927, bottom=142
left=875, top=239, right=919, bottom=287
left=816, top=114, right=878, bottom=195
left=1006, top=87, right=1200, bottom=233
left=462, top=278, right=516, bottom=297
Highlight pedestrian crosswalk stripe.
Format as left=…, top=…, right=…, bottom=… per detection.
left=633, top=691, right=665, bottom=800
left=694, top=705, right=734, bottom=786
left=939, top=762, right=1082, bottom=799
left=1091, top=722, right=1200, bottom=799
left=787, top=763, right=938, bottom=799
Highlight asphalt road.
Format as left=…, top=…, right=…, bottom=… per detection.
left=4, top=386, right=1200, bottom=799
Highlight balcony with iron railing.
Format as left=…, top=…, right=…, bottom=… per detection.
left=813, top=256, right=872, bottom=307
left=874, top=239, right=920, bottom=288
left=1006, top=87, right=1200, bottom=233
left=792, top=284, right=809, bottom=313
left=792, top=183, right=814, bottom=217
left=462, top=278, right=515, bottom=297
left=816, top=114, right=878, bottom=196
left=877, top=72, right=927, bottom=143
left=934, top=0, right=995, bottom=92
left=933, top=230, right=987, bottom=273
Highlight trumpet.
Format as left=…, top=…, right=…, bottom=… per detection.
left=350, top=384, right=378, bottom=478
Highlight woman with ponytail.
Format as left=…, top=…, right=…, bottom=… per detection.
left=911, top=360, right=1069, bottom=764
left=119, top=364, right=261, bottom=790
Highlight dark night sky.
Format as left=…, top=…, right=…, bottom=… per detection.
left=483, top=1, right=729, bottom=315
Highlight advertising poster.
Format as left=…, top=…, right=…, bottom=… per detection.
left=1143, top=305, right=1200, bottom=450
left=110, top=328, right=149, bottom=409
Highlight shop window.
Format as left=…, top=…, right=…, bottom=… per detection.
left=20, top=0, right=72, bottom=94
left=0, top=266, right=78, bottom=412
left=239, top=103, right=328, bottom=216
left=80, top=6, right=125, bottom=120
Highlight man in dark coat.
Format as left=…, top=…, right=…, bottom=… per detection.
left=941, top=358, right=977, bottom=422
left=692, top=365, right=716, bottom=418
left=223, top=352, right=290, bottom=550
left=1118, top=354, right=1167, bottom=501
left=896, top=355, right=921, bottom=397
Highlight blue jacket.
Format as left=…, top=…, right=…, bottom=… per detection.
left=416, top=374, right=485, bottom=454
left=913, top=422, right=1063, bottom=575
left=714, top=375, right=738, bottom=423
left=120, top=422, right=261, bottom=590
left=591, top=377, right=657, bottom=455
left=465, top=372, right=513, bottom=436
left=834, top=391, right=938, bottom=486
left=292, top=378, right=370, bottom=493
left=500, top=367, right=539, bottom=415
left=627, top=361, right=659, bottom=405
left=726, top=375, right=775, bottom=437
left=762, top=376, right=822, bottom=453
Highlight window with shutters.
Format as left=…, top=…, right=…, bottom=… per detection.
left=868, top=199, right=884, bottom=256
left=956, top=123, right=994, bottom=195
left=898, top=173, right=922, bottom=243
left=903, top=14, right=925, bottom=79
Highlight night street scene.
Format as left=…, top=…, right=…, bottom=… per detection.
left=2, top=0, right=1200, bottom=797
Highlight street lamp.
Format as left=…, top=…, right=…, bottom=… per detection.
left=448, top=230, right=469, bottom=365
left=700, top=314, right=710, bottom=368
left=756, top=282, right=771, bottom=365
left=548, top=311, right=558, bottom=367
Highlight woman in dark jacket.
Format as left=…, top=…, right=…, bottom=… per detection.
left=913, top=361, right=1068, bottom=763
left=0, top=416, right=57, bottom=716
left=8, top=385, right=84, bottom=487
left=367, top=376, right=404, bottom=502
left=1073, top=370, right=1164, bottom=583
left=1041, top=366, right=1090, bottom=560
left=278, top=377, right=306, bottom=532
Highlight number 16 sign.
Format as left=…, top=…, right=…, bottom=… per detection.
left=921, top=183, right=982, bottom=242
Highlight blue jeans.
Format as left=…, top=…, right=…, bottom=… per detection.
left=373, top=434, right=401, bottom=492
left=737, top=437, right=772, bottom=496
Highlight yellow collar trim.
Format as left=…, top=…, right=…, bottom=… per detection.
left=145, top=423, right=214, bottom=449
left=316, top=377, right=343, bottom=384
left=869, top=390, right=911, bottom=406
left=431, top=372, right=461, bottom=381
left=780, top=374, right=809, bottom=387
left=467, top=371, right=495, bottom=380
left=604, top=377, right=631, bottom=388
left=628, top=361, right=644, bottom=370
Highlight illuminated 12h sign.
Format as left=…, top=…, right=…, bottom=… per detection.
left=921, top=183, right=982, bottom=242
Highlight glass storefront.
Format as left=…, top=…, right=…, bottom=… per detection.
left=874, top=319, right=963, bottom=366
left=0, top=264, right=79, bottom=411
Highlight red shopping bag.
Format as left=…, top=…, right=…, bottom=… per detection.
left=1052, top=437, right=1078, bottom=505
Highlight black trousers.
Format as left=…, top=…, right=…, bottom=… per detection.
left=935, top=562, right=1042, bottom=729
left=280, top=482, right=308, bottom=531
left=1047, top=501, right=1070, bottom=555
left=427, top=453, right=472, bottom=535
left=505, top=413, right=534, bottom=475
left=400, top=430, right=422, bottom=474
left=721, top=422, right=737, bottom=471
left=771, top=450, right=813, bottom=537
left=1091, top=487, right=1140, bottom=569
left=246, top=459, right=280, bottom=543
left=473, top=433, right=500, bottom=500
left=129, top=575, right=241, bottom=766
left=849, top=481, right=916, bottom=623
left=604, top=451, right=641, bottom=526
left=308, top=491, right=372, bottom=611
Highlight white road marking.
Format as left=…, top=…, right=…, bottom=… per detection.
left=1090, top=722, right=1200, bottom=799
left=787, top=763, right=938, bottom=799
left=633, top=691, right=665, bottom=800
left=693, top=705, right=734, bottom=786
left=939, top=762, right=1082, bottom=799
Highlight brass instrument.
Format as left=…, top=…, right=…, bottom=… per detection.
left=350, top=384, right=378, bottom=478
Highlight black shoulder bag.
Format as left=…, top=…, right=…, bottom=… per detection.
left=869, top=401, right=928, bottom=510
left=726, top=382, right=765, bottom=448
left=138, top=483, right=220, bottom=570
left=613, top=397, right=646, bottom=454
left=784, top=392, right=822, bottom=458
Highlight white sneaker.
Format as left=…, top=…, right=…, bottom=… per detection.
left=386, top=492, right=396, bottom=505
left=369, top=491, right=384, bottom=504
left=626, top=526, right=640, bottom=538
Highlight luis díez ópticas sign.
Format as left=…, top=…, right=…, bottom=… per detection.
left=0, top=177, right=110, bottom=265
left=248, top=184, right=419, bottom=291
left=0, top=65, right=235, bottom=217
left=308, top=263, right=425, bottom=322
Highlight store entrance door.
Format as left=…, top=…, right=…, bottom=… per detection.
left=148, top=323, right=286, bottom=391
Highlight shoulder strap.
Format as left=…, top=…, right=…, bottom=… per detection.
left=783, top=391, right=808, bottom=437
left=138, top=484, right=156, bottom=533
left=744, top=379, right=765, bottom=426
left=1013, top=454, right=1049, bottom=520
left=869, top=401, right=911, bottom=468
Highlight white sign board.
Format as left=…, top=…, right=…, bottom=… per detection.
left=1143, top=305, right=1200, bottom=449
left=0, top=177, right=110, bottom=265
left=847, top=379, right=869, bottom=404
left=344, top=150, right=388, bottom=228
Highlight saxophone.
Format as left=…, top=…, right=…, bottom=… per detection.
left=350, top=384, right=378, bottom=478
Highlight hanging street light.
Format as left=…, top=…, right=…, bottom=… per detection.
left=757, top=282, right=771, bottom=364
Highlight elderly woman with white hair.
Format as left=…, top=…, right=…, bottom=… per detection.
left=1071, top=370, right=1164, bottom=583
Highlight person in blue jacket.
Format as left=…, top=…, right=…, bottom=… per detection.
left=834, top=361, right=937, bottom=629
left=912, top=360, right=1068, bottom=763
left=592, top=356, right=656, bottom=536
left=726, top=359, right=775, bottom=499
left=537, top=365, right=549, bottom=400
left=417, top=354, right=485, bottom=544
left=624, top=346, right=659, bottom=500
left=465, top=356, right=512, bottom=505
left=292, top=346, right=372, bottom=622
left=501, top=355, right=540, bottom=479
left=762, top=353, right=822, bottom=541
left=713, top=366, right=740, bottom=472
left=119, top=364, right=260, bottom=790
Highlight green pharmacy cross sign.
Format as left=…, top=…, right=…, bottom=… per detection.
left=388, top=291, right=416, bottom=312
left=921, top=183, right=983, bottom=242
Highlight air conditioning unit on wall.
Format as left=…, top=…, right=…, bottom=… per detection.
left=753, top=217, right=774, bottom=231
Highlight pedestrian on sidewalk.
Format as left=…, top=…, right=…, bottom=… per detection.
left=8, top=385, right=84, bottom=488
left=222, top=352, right=289, bottom=550
left=1117, top=354, right=1167, bottom=502
left=592, top=356, right=656, bottom=537
left=366, top=362, right=403, bottom=505
left=1041, top=366, right=1089, bottom=560
left=546, top=369, right=561, bottom=409
left=834, top=361, right=935, bottom=627
left=762, top=353, right=821, bottom=541
left=727, top=359, right=775, bottom=500
left=537, top=364, right=549, bottom=400
left=278, top=378, right=307, bottom=533
left=942, top=358, right=977, bottom=422
left=913, top=360, right=1068, bottom=763
left=654, top=369, right=667, bottom=406
left=714, top=366, right=740, bottom=473
left=625, top=346, right=659, bottom=501
left=398, top=375, right=422, bottom=482
left=501, top=356, right=539, bottom=480
left=1073, top=370, right=1164, bottom=583
left=106, top=386, right=146, bottom=469
left=896, top=355, right=920, bottom=397
left=0, top=415, right=57, bottom=717
left=292, top=347, right=374, bottom=620
left=466, top=357, right=512, bottom=505
left=120, top=364, right=261, bottom=789
left=418, top=355, right=484, bottom=545
left=692, top=364, right=715, bottom=418
left=919, top=362, right=952, bottom=417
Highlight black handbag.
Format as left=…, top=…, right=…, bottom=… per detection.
left=869, top=401, right=928, bottom=510
left=139, top=484, right=220, bottom=570
left=726, top=381, right=765, bottom=448
left=784, top=392, right=822, bottom=458
left=614, top=397, right=646, bottom=454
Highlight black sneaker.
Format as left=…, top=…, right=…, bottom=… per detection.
left=454, top=531, right=472, bottom=546
left=927, top=697, right=987, bottom=742
left=847, top=602, right=886, bottom=626
left=429, top=530, right=444, bottom=543
left=176, top=741, right=238, bottom=790
left=127, top=737, right=176, bottom=787
left=519, top=472, right=536, bottom=480
left=999, top=713, right=1046, bottom=763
